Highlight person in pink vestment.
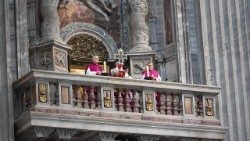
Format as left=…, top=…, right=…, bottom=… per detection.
left=86, top=56, right=103, bottom=75
left=141, top=62, right=161, bottom=81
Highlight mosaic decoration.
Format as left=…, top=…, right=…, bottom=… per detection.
left=67, top=34, right=109, bottom=63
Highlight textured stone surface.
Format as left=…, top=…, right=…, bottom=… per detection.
left=0, top=0, right=15, bottom=140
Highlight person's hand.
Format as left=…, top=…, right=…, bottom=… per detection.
left=96, top=71, right=101, bottom=75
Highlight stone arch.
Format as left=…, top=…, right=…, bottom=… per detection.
left=61, top=22, right=117, bottom=58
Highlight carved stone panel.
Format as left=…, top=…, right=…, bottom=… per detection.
left=29, top=41, right=70, bottom=72
left=143, top=90, right=156, bottom=113
left=38, top=83, right=48, bottom=103
left=54, top=47, right=68, bottom=72
left=38, top=47, right=53, bottom=70
left=129, top=54, right=154, bottom=79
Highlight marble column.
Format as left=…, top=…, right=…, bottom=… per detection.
left=128, top=0, right=151, bottom=52
left=29, top=0, right=70, bottom=72
left=40, top=0, right=61, bottom=41
left=127, top=0, right=156, bottom=79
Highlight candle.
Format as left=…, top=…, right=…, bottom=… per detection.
left=146, top=66, right=149, bottom=77
left=103, top=61, right=107, bottom=73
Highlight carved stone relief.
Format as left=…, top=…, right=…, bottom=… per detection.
left=39, top=48, right=52, bottom=70
left=205, top=98, right=214, bottom=116
left=54, top=48, right=68, bottom=71
left=129, top=55, right=152, bottom=78
left=38, top=83, right=48, bottom=103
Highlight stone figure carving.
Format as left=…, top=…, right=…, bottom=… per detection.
left=80, top=0, right=115, bottom=21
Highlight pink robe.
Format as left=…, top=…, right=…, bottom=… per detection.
left=86, top=63, right=103, bottom=75
left=142, top=69, right=161, bottom=81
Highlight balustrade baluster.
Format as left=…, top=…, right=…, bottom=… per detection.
left=159, top=94, right=166, bottom=115
left=132, top=92, right=140, bottom=113
left=166, top=94, right=172, bottom=115
left=195, top=95, right=203, bottom=117
left=83, top=88, right=89, bottom=109
left=172, top=94, right=179, bottom=115
left=97, top=89, right=101, bottom=110
left=90, top=86, right=96, bottom=109
left=73, top=85, right=84, bottom=108
left=117, top=89, right=124, bottom=111
left=124, top=91, right=132, bottom=112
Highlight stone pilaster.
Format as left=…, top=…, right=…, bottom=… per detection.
left=29, top=0, right=70, bottom=72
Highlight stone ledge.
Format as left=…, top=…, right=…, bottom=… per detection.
left=13, top=70, right=221, bottom=95
left=15, top=108, right=227, bottom=140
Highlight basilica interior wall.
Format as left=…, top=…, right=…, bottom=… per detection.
left=0, top=0, right=250, bottom=141
left=198, top=0, right=250, bottom=141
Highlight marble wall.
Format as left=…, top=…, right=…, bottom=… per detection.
left=197, top=0, right=250, bottom=140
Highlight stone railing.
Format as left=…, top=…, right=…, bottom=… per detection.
left=13, top=70, right=226, bottom=140
left=14, top=70, right=219, bottom=122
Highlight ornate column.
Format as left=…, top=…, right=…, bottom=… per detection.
left=128, top=0, right=151, bottom=52
left=29, top=0, right=70, bottom=72
left=127, top=0, right=156, bottom=79
left=40, top=0, right=61, bottom=41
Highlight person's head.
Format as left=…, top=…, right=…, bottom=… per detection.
left=148, top=62, right=154, bottom=70
left=92, top=56, right=100, bottom=64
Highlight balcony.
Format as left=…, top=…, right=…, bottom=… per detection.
left=13, top=70, right=227, bottom=140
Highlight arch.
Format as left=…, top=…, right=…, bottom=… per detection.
left=61, top=22, right=118, bottom=58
